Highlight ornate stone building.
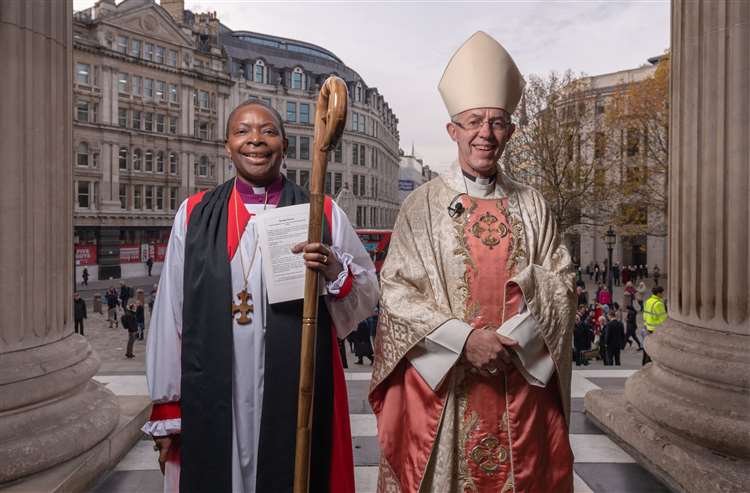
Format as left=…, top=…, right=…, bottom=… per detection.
left=398, top=146, right=437, bottom=203
left=72, top=0, right=232, bottom=280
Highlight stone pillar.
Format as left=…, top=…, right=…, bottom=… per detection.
left=585, top=1, right=750, bottom=492
left=0, top=0, right=119, bottom=486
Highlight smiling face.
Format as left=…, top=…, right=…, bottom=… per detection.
left=446, top=107, right=515, bottom=178
left=225, top=104, right=288, bottom=187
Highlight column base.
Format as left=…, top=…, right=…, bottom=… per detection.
left=585, top=389, right=750, bottom=493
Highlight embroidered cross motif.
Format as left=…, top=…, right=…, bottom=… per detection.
left=470, top=212, right=509, bottom=249
left=470, top=435, right=508, bottom=473
left=231, top=289, right=254, bottom=325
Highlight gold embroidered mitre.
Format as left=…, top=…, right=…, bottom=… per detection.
left=438, top=31, right=525, bottom=116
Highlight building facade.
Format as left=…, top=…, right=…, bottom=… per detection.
left=72, top=0, right=401, bottom=280
left=398, top=148, right=437, bottom=203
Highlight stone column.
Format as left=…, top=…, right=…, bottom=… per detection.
left=585, top=1, right=750, bottom=492
left=0, top=0, right=119, bottom=485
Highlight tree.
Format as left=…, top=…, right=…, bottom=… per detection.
left=605, top=54, right=669, bottom=236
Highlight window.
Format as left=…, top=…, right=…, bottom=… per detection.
left=77, top=142, right=89, bottom=167
left=352, top=174, right=359, bottom=196
left=77, top=181, right=90, bottom=208
left=360, top=144, right=366, bottom=166
left=118, top=108, right=128, bottom=127
left=155, top=46, right=165, bottom=64
left=291, top=67, right=303, bottom=89
left=199, top=90, right=209, bottom=109
left=370, top=207, right=376, bottom=227
left=325, top=172, right=332, bottom=195
left=156, top=187, right=164, bottom=209
left=156, top=81, right=166, bottom=101
left=76, top=100, right=89, bottom=122
left=300, top=103, right=310, bottom=124
left=75, top=63, right=90, bottom=85
left=595, top=102, right=606, bottom=115
left=156, top=114, right=165, bottom=132
left=352, top=143, right=359, bottom=165
left=352, top=112, right=358, bottom=132
left=371, top=175, right=377, bottom=198
left=334, top=141, right=342, bottom=163
left=286, top=102, right=297, bottom=122
left=627, top=128, right=640, bottom=156
left=358, top=115, right=366, bottom=133
left=168, top=49, right=178, bottom=67
left=132, top=75, right=142, bottom=96
left=356, top=206, right=364, bottom=226
left=169, top=116, right=177, bottom=134
left=299, top=136, right=310, bottom=160
left=144, top=150, right=153, bottom=172
left=594, top=132, right=606, bottom=159
left=169, top=187, right=178, bottom=210
left=119, top=183, right=128, bottom=209
left=334, top=172, right=342, bottom=194
left=133, top=185, right=142, bottom=209
left=132, top=111, right=142, bottom=129
left=169, top=84, right=178, bottom=103
left=156, top=151, right=164, bottom=173
left=198, top=122, right=209, bottom=139
left=118, top=72, right=129, bottom=94
left=119, top=147, right=128, bottom=170
left=299, top=170, right=309, bottom=188
left=144, top=43, right=154, bottom=61
left=359, top=174, right=366, bottom=196
left=355, top=83, right=362, bottom=102
left=254, top=60, right=265, bottom=83
left=133, top=149, right=142, bottom=171
left=145, top=186, right=153, bottom=209
left=288, top=169, right=297, bottom=184
left=145, top=112, right=153, bottom=131
left=144, top=78, right=154, bottom=98
left=287, top=135, right=297, bottom=159
left=115, top=35, right=129, bottom=54
left=198, top=156, right=208, bottom=177
left=169, top=153, right=178, bottom=174
left=130, top=38, right=141, bottom=58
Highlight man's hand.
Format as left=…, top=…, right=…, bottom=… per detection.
left=154, top=436, right=174, bottom=475
left=463, top=329, right=520, bottom=375
left=291, top=242, right=343, bottom=282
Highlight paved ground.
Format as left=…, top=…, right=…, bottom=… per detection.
left=82, top=275, right=667, bottom=492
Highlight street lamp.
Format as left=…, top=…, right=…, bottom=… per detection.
left=604, top=226, right=617, bottom=296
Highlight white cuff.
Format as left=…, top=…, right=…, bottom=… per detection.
left=407, top=319, right=474, bottom=390
left=325, top=246, right=354, bottom=295
left=496, top=311, right=554, bottom=387
left=141, top=418, right=181, bottom=437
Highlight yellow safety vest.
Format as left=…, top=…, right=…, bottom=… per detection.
left=643, top=295, right=667, bottom=333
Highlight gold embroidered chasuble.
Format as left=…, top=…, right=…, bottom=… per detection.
left=370, top=163, right=576, bottom=493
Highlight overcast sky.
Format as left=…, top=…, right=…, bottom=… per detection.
left=74, top=0, right=670, bottom=172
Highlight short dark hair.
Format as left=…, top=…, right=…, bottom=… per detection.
left=225, top=99, right=286, bottom=141
left=652, top=286, right=665, bottom=295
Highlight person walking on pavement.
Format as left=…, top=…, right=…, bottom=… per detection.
left=122, top=302, right=138, bottom=359
left=82, top=267, right=89, bottom=286
left=353, top=317, right=374, bottom=365
left=635, top=280, right=648, bottom=311
left=136, top=300, right=146, bottom=341
left=603, top=310, right=625, bottom=366
left=105, top=287, right=119, bottom=328
left=73, top=292, right=87, bottom=336
left=642, top=286, right=668, bottom=365
left=119, top=281, right=131, bottom=314
left=146, top=256, right=154, bottom=277
left=148, top=284, right=157, bottom=314
left=625, top=303, right=643, bottom=350
left=653, top=264, right=661, bottom=287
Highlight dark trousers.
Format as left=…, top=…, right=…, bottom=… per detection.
left=74, top=319, right=84, bottom=335
left=126, top=332, right=137, bottom=357
left=642, top=350, right=652, bottom=365
left=573, top=348, right=585, bottom=366
left=607, top=347, right=621, bottom=366
left=626, top=328, right=642, bottom=349
left=137, top=322, right=145, bottom=340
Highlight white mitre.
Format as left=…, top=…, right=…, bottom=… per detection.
left=438, top=31, right=525, bottom=117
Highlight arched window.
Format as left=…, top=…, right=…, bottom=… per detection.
left=291, top=67, right=303, bottom=90
left=254, top=59, right=265, bottom=83
left=133, top=149, right=142, bottom=171
left=144, top=150, right=154, bottom=172
left=156, top=151, right=164, bottom=173
left=118, top=146, right=128, bottom=170
left=77, top=142, right=89, bottom=167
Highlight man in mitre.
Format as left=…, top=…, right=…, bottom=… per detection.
left=141, top=100, right=379, bottom=493
left=370, top=32, right=576, bottom=492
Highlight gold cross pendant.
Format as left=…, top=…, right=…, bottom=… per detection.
left=231, top=288, right=254, bottom=325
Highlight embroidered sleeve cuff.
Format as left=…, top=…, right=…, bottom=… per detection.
left=326, top=246, right=354, bottom=297
left=496, top=311, right=554, bottom=387
left=407, top=319, right=474, bottom=390
left=141, top=418, right=181, bottom=437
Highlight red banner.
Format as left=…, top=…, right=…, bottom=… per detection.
left=120, top=244, right=141, bottom=263
left=75, top=245, right=97, bottom=266
left=154, top=243, right=167, bottom=262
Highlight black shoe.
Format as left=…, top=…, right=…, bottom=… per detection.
left=355, top=358, right=363, bottom=365
left=366, top=355, right=374, bottom=364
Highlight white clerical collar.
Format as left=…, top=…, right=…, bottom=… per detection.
left=251, top=186, right=266, bottom=194
left=462, top=169, right=497, bottom=186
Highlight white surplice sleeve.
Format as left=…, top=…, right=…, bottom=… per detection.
left=324, top=199, right=379, bottom=339
left=141, top=199, right=187, bottom=437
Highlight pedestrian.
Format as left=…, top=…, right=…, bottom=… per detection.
left=337, top=338, right=348, bottom=369
left=597, top=285, right=612, bottom=306
left=148, top=284, right=157, bottom=313
left=122, top=301, right=138, bottom=359
left=612, top=262, right=620, bottom=286
left=625, top=303, right=642, bottom=350
left=653, top=264, right=661, bottom=286
left=587, top=262, right=593, bottom=280
left=644, top=264, right=649, bottom=279
left=73, top=292, right=87, bottom=336
left=105, top=287, right=119, bottom=328
left=636, top=281, right=648, bottom=311
left=573, top=314, right=590, bottom=366
left=146, top=256, right=154, bottom=277
left=630, top=264, right=637, bottom=281
left=594, top=263, right=601, bottom=283
left=643, top=286, right=668, bottom=365
left=119, top=281, right=130, bottom=314
left=621, top=264, right=630, bottom=284
left=82, top=267, right=89, bottom=286
left=576, top=285, right=588, bottom=307
left=135, top=300, right=146, bottom=341
left=353, top=318, right=374, bottom=365
left=603, top=311, right=625, bottom=366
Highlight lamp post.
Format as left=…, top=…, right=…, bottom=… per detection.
left=604, top=226, right=616, bottom=296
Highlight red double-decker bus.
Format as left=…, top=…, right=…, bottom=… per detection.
left=355, top=229, right=392, bottom=274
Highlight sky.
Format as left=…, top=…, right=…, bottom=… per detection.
left=73, top=0, right=670, bottom=173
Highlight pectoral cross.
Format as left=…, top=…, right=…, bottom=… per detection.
left=231, top=289, right=254, bottom=325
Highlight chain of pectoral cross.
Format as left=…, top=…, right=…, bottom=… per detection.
left=231, top=178, right=267, bottom=325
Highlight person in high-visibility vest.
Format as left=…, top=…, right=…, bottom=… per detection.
left=642, top=286, right=667, bottom=365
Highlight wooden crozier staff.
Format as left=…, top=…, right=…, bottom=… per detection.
left=294, top=76, right=348, bottom=493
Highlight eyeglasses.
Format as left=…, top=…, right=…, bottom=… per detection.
left=452, top=118, right=512, bottom=132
